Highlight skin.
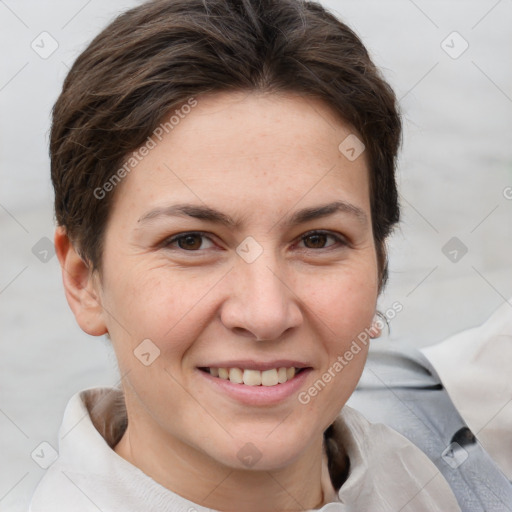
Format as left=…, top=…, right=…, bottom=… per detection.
left=55, top=91, right=380, bottom=511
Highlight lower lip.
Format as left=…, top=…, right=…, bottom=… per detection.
left=196, top=368, right=312, bottom=406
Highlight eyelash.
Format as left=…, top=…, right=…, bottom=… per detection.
left=162, top=230, right=348, bottom=252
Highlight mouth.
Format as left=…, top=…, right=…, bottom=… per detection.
left=198, top=366, right=308, bottom=387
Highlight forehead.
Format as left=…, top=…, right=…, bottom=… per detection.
left=112, top=91, right=371, bottom=221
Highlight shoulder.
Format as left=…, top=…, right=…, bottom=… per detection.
left=28, top=387, right=207, bottom=512
left=348, top=342, right=512, bottom=511
left=28, top=387, right=126, bottom=512
left=330, top=405, right=461, bottom=511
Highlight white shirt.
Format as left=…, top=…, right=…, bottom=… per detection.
left=29, top=387, right=460, bottom=511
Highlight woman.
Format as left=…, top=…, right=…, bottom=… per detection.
left=29, top=0, right=461, bottom=510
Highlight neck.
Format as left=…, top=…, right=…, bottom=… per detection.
left=114, top=418, right=333, bottom=511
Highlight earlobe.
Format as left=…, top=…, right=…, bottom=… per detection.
left=54, top=226, right=108, bottom=336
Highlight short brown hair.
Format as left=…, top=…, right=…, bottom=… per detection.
left=51, top=0, right=401, bottom=288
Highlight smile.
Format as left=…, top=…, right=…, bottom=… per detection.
left=197, top=365, right=312, bottom=406
left=199, top=367, right=304, bottom=386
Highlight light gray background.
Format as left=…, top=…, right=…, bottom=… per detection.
left=1, top=0, right=511, bottom=510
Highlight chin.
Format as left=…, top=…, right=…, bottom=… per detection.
left=211, top=431, right=312, bottom=472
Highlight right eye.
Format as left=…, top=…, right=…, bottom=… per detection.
left=163, top=232, right=216, bottom=251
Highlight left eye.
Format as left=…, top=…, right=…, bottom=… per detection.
left=165, top=232, right=214, bottom=251
left=298, top=232, right=343, bottom=249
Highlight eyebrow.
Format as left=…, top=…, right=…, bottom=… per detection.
left=137, top=200, right=368, bottom=228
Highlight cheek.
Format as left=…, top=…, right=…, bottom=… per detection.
left=301, top=265, right=378, bottom=338
left=103, top=269, right=209, bottom=416
left=103, top=266, right=218, bottom=361
left=298, top=264, right=376, bottom=410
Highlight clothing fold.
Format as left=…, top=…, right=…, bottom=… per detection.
left=29, top=386, right=460, bottom=512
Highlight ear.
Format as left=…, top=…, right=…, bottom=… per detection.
left=54, top=226, right=108, bottom=336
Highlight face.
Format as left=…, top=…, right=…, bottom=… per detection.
left=93, top=91, right=378, bottom=471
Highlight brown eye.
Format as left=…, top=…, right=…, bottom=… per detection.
left=178, top=234, right=203, bottom=250
left=304, top=233, right=328, bottom=249
left=164, top=232, right=215, bottom=251
left=299, top=231, right=345, bottom=250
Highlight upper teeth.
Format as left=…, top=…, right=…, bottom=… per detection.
left=208, top=367, right=297, bottom=386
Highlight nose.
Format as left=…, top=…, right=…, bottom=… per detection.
left=220, top=252, right=303, bottom=341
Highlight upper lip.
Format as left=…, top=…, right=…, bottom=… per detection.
left=197, top=360, right=311, bottom=371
